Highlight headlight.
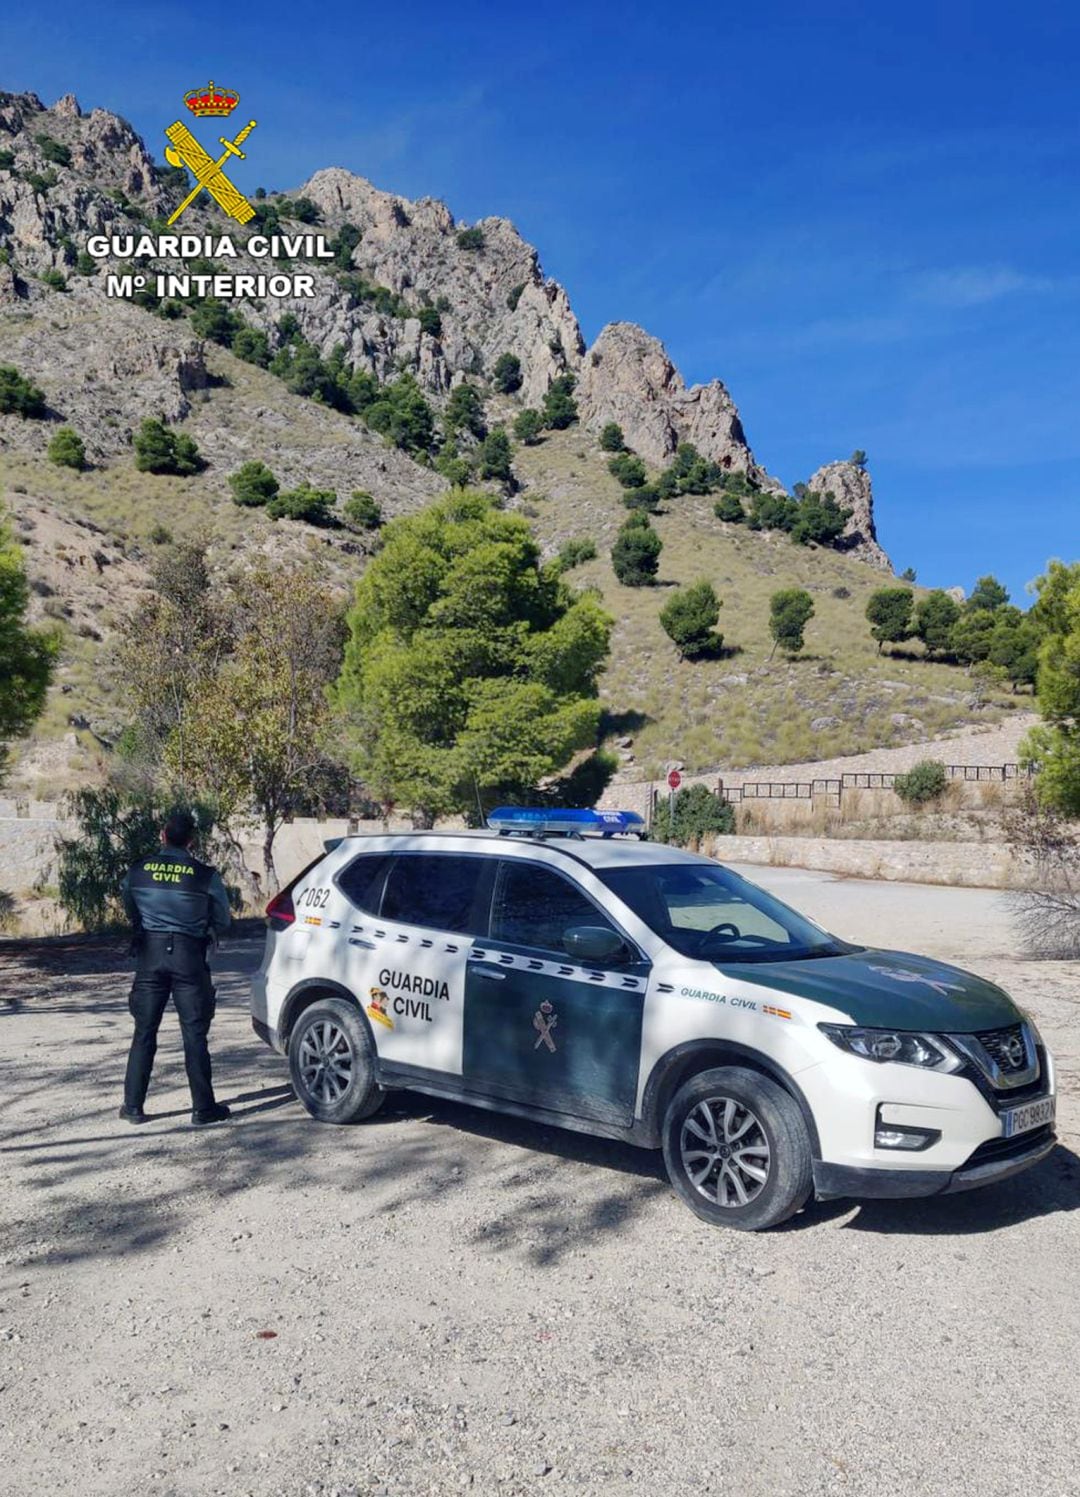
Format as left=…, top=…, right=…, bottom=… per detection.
left=819, top=1024, right=962, bottom=1073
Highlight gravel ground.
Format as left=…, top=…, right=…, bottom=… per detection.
left=1, top=869, right=1078, bottom=1497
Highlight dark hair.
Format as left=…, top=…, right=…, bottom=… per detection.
left=163, top=809, right=197, bottom=848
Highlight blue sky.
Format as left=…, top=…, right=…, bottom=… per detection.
left=5, top=0, right=1078, bottom=601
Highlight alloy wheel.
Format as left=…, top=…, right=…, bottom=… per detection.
left=298, top=1020, right=355, bottom=1104
left=679, top=1095, right=772, bottom=1208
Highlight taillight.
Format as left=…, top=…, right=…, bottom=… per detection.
left=266, top=889, right=296, bottom=929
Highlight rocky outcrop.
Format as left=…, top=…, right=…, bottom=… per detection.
left=806, top=459, right=891, bottom=570
left=577, top=322, right=757, bottom=471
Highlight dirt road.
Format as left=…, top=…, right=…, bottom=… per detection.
left=1, top=871, right=1078, bottom=1497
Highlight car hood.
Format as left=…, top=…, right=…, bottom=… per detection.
left=715, top=947, right=1021, bottom=1032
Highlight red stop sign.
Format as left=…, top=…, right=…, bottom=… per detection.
left=667, top=769, right=682, bottom=790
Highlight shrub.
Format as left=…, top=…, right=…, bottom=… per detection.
left=74, top=251, right=97, bottom=277
left=900, top=567, right=917, bottom=582
left=478, top=428, right=513, bottom=482
left=228, top=460, right=279, bottom=508
left=287, top=196, right=321, bottom=224
left=190, top=298, right=243, bottom=344
left=343, top=491, right=383, bottom=530
left=35, top=133, right=71, bottom=167
left=40, top=268, right=67, bottom=291
left=893, top=759, right=949, bottom=805
left=148, top=523, right=173, bottom=545
left=492, top=353, right=522, bottom=394
left=417, top=305, right=442, bottom=338
left=47, top=426, right=86, bottom=470
left=514, top=407, right=543, bottom=444
left=0, top=149, right=14, bottom=170
left=541, top=374, right=578, bottom=430
left=713, top=493, right=745, bottom=523
left=457, top=226, right=485, bottom=251
left=506, top=282, right=525, bottom=311
left=23, top=169, right=58, bottom=194
left=557, top=537, right=597, bottom=571
left=660, top=581, right=723, bottom=660
left=363, top=373, right=437, bottom=455
left=231, top=325, right=271, bottom=366
left=611, top=515, right=662, bottom=586
left=769, top=587, right=814, bottom=657
left=608, top=452, right=647, bottom=488
left=599, top=422, right=625, bottom=453
left=266, top=483, right=337, bottom=526
left=436, top=451, right=473, bottom=488
left=329, top=222, right=362, bottom=268
left=749, top=492, right=799, bottom=533
left=664, top=442, right=725, bottom=495
left=134, top=418, right=203, bottom=476
left=653, top=783, right=735, bottom=846
left=850, top=449, right=868, bottom=467
left=865, top=587, right=914, bottom=651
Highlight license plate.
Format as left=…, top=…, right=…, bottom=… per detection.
left=1001, top=1095, right=1055, bottom=1138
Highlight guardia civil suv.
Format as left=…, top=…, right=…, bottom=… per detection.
left=250, top=809, right=1056, bottom=1230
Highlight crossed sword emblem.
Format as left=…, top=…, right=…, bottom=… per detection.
left=533, top=1004, right=558, bottom=1053
left=164, top=118, right=258, bottom=226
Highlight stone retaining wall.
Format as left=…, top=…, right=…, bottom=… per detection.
left=705, top=835, right=1026, bottom=889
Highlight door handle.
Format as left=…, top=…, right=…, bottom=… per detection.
left=476, top=969, right=507, bottom=982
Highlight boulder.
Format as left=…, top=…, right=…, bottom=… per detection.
left=806, top=460, right=891, bottom=571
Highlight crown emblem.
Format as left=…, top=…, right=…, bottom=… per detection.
left=183, top=81, right=239, bottom=119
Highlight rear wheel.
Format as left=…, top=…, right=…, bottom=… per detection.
left=662, top=1065, right=812, bottom=1230
left=288, top=997, right=385, bottom=1124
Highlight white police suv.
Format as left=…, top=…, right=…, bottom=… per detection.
left=250, top=808, right=1056, bottom=1230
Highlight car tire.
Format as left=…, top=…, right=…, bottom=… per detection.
left=662, top=1065, right=813, bottom=1231
left=288, top=997, right=386, bottom=1124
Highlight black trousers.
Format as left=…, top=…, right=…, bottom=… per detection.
left=124, top=933, right=218, bottom=1113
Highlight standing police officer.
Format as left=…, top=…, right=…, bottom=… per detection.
left=119, top=809, right=233, bottom=1126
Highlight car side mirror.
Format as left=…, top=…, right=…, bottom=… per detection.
left=563, top=925, right=628, bottom=963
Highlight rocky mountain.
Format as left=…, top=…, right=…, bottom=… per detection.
left=0, top=85, right=940, bottom=798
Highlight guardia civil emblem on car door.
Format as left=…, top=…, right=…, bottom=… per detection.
left=532, top=1001, right=558, bottom=1053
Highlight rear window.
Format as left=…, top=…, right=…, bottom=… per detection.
left=380, top=853, right=489, bottom=935
left=336, top=853, right=392, bottom=914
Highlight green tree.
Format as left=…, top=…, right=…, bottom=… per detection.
left=74, top=250, right=97, bottom=277
left=611, top=514, right=662, bottom=586
left=748, top=492, right=799, bottom=533
left=334, top=492, right=612, bottom=825
left=900, top=566, right=917, bottom=583
left=491, top=353, right=522, bottom=394
left=343, top=491, right=383, bottom=530
left=599, top=422, right=625, bottom=453
left=34, top=133, right=71, bottom=167
left=790, top=490, right=852, bottom=546
left=608, top=452, right=648, bottom=488
left=0, top=364, right=46, bottom=417
left=266, top=483, right=337, bottom=526
left=364, top=373, right=437, bottom=455
left=713, top=493, right=746, bottom=524
left=47, top=426, right=86, bottom=470
left=914, top=590, right=961, bottom=657
left=865, top=587, right=914, bottom=652
left=950, top=606, right=997, bottom=665
left=623, top=484, right=660, bottom=514
left=190, top=298, right=243, bottom=345
left=478, top=427, right=513, bottom=482
left=850, top=449, right=868, bottom=468
left=133, top=417, right=203, bottom=476
left=228, top=460, right=279, bottom=509
left=329, top=222, right=362, bottom=268
left=1021, top=561, right=1080, bottom=814
left=231, top=325, right=271, bottom=367
left=444, top=381, right=487, bottom=440
left=659, top=581, right=723, bottom=660
left=652, top=783, right=735, bottom=846
left=769, top=588, right=814, bottom=658
left=513, top=407, right=543, bottom=444
left=456, top=226, right=485, bottom=251
left=968, top=574, right=1010, bottom=612
left=541, top=374, right=578, bottom=430
left=506, top=283, right=525, bottom=311
left=988, top=608, right=1040, bottom=691
left=0, top=507, right=58, bottom=775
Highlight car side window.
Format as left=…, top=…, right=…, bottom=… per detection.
left=336, top=853, right=391, bottom=914
left=491, top=860, right=619, bottom=956
left=380, top=854, right=489, bottom=936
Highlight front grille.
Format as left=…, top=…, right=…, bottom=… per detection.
left=978, top=1023, right=1029, bottom=1075
left=964, top=1124, right=1054, bottom=1168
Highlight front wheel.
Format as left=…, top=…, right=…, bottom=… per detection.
left=288, top=998, right=386, bottom=1124
left=662, top=1066, right=812, bottom=1230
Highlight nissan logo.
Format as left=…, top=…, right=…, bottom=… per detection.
left=1002, top=1034, right=1026, bottom=1069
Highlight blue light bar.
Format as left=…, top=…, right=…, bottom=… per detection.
left=487, top=807, right=646, bottom=837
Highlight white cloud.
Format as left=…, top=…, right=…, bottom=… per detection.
left=909, top=266, right=1056, bottom=308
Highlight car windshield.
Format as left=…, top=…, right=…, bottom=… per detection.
left=596, top=862, right=859, bottom=963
